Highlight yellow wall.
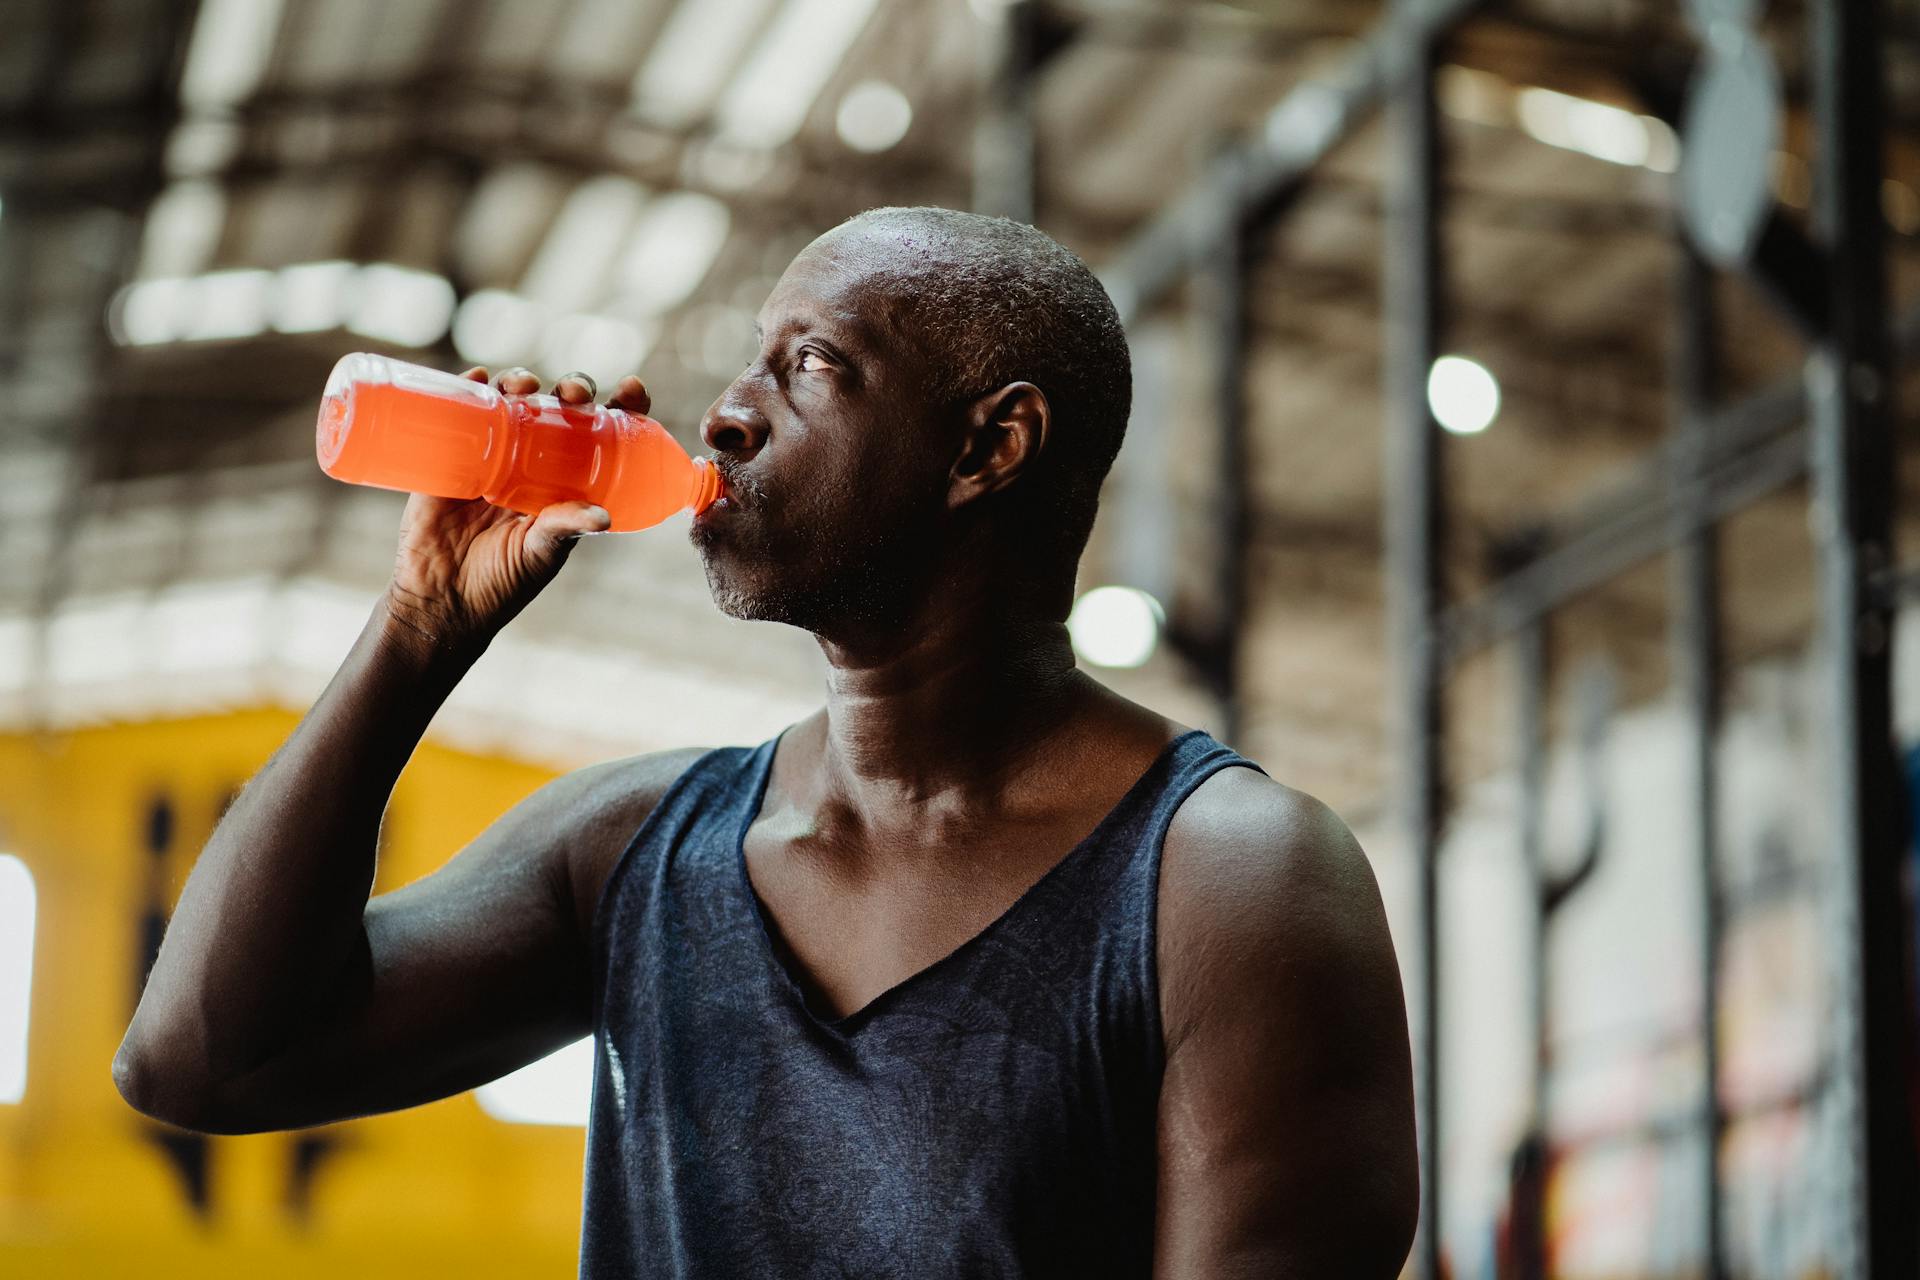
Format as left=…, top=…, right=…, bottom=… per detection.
left=0, top=709, right=585, bottom=1278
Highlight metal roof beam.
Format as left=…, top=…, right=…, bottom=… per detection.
left=1098, top=0, right=1485, bottom=324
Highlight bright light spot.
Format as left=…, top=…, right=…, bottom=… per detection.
left=683, top=141, right=777, bottom=193
left=476, top=1036, right=593, bottom=1126
left=539, top=313, right=654, bottom=390
left=348, top=264, right=457, bottom=348
left=453, top=289, right=549, bottom=368
left=630, top=0, right=775, bottom=128
left=48, top=597, right=146, bottom=684
left=715, top=0, right=882, bottom=149
left=1264, top=84, right=1344, bottom=159
left=519, top=176, right=648, bottom=309
left=1067, top=586, right=1164, bottom=669
left=180, top=0, right=286, bottom=112
left=835, top=80, right=911, bottom=153
left=180, top=269, right=273, bottom=341
left=1641, top=116, right=1680, bottom=174
left=1427, top=355, right=1500, bottom=435
left=0, top=854, right=33, bottom=1104
left=273, top=260, right=358, bottom=333
left=1516, top=87, right=1656, bottom=169
left=164, top=119, right=243, bottom=178
left=452, top=163, right=569, bottom=287
left=614, top=191, right=732, bottom=316
left=137, top=180, right=227, bottom=280
left=111, top=277, right=192, bottom=345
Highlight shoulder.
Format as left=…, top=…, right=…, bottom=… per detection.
left=1158, top=764, right=1391, bottom=1058
left=1152, top=765, right=1418, bottom=1273
left=538, top=747, right=718, bottom=938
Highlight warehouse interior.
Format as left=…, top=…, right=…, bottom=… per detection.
left=2, top=0, right=1918, bottom=1276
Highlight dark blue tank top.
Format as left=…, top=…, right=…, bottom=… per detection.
left=580, top=729, right=1257, bottom=1278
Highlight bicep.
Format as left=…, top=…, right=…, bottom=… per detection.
left=1153, top=777, right=1418, bottom=1278
left=203, top=751, right=699, bottom=1133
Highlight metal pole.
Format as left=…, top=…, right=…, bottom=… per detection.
left=1514, top=616, right=1549, bottom=1280
left=1669, top=241, right=1727, bottom=1280
left=1382, top=9, right=1445, bottom=1277
left=1197, top=189, right=1250, bottom=745
left=1807, top=0, right=1918, bottom=1275
left=973, top=0, right=1038, bottom=222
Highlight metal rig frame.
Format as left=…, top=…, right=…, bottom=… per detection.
left=983, top=0, right=1919, bottom=1275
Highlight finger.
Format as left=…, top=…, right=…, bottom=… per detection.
left=460, top=366, right=489, bottom=383
left=609, top=374, right=652, bottom=416
left=554, top=371, right=597, bottom=405
left=493, top=366, right=541, bottom=396
left=524, top=501, right=613, bottom=563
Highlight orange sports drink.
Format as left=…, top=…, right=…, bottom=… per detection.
left=315, top=352, right=723, bottom=531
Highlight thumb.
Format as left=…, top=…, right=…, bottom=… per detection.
left=524, top=501, right=613, bottom=563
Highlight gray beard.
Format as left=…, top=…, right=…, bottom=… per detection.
left=699, top=553, right=909, bottom=635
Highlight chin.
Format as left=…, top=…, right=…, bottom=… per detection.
left=697, top=544, right=907, bottom=635
left=695, top=543, right=805, bottom=625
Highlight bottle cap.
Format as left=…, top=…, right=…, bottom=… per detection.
left=688, top=456, right=726, bottom=513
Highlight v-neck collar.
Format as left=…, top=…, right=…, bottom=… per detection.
left=731, top=729, right=1206, bottom=1039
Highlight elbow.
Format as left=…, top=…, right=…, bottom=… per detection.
left=112, top=1033, right=215, bottom=1132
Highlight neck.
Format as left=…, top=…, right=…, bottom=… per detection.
left=810, top=588, right=1087, bottom=808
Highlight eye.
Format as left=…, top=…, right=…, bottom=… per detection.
left=796, top=347, right=830, bottom=372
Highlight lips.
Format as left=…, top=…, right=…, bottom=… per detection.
left=709, top=460, right=763, bottom=511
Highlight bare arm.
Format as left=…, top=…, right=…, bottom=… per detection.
left=1153, top=768, right=1418, bottom=1278
left=113, top=367, right=685, bottom=1134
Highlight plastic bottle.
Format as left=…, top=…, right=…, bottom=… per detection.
left=314, top=352, right=723, bottom=532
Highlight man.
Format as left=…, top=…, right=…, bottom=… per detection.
left=116, top=207, right=1417, bottom=1277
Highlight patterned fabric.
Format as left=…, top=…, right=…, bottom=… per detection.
left=579, top=729, right=1259, bottom=1279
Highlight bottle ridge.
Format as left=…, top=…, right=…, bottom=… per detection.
left=315, top=352, right=722, bottom=532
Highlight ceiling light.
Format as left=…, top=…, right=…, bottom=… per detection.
left=835, top=80, right=912, bottom=153
left=273, top=260, right=358, bottom=333
left=613, top=191, right=731, bottom=316
left=714, top=0, right=881, bottom=149
left=179, top=0, right=286, bottom=112
left=453, top=289, right=549, bottom=369
left=539, top=313, right=655, bottom=390
left=1067, top=586, right=1164, bottom=669
left=1515, top=87, right=1657, bottom=170
left=1427, top=355, right=1500, bottom=435
left=452, top=163, right=569, bottom=288
left=181, top=269, right=274, bottom=342
left=137, top=180, right=227, bottom=281
left=519, top=176, right=648, bottom=310
left=110, top=278, right=191, bottom=345
left=348, top=264, right=456, bottom=348
left=163, top=119, right=244, bottom=178
left=630, top=0, right=776, bottom=129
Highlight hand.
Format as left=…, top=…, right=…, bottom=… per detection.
left=382, top=366, right=656, bottom=658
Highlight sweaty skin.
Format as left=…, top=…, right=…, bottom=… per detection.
left=116, top=221, right=1417, bottom=1277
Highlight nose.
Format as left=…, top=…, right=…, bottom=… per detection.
left=699, top=385, right=770, bottom=460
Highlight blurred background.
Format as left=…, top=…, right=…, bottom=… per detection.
left=1, top=0, right=1918, bottom=1276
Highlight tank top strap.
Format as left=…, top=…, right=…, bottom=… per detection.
left=980, top=728, right=1266, bottom=1069
left=1108, top=728, right=1266, bottom=850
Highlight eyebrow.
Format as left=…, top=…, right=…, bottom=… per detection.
left=756, top=307, right=878, bottom=355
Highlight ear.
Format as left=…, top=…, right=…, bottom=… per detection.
left=948, top=382, right=1050, bottom=511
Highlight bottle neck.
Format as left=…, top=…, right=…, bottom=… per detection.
left=687, top=455, right=724, bottom=513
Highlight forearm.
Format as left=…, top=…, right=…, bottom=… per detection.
left=116, top=593, right=481, bottom=1111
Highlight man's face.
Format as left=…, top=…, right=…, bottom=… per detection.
left=689, top=229, right=960, bottom=633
